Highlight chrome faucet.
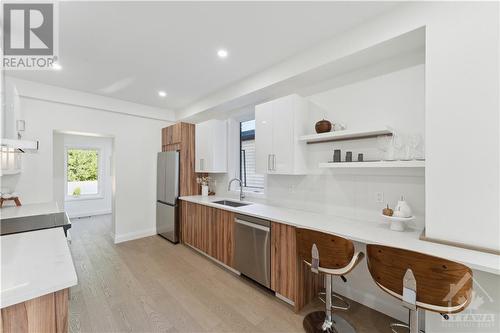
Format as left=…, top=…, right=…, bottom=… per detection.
left=228, top=178, right=245, bottom=201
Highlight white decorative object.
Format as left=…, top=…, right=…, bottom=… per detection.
left=395, top=196, right=412, bottom=217
left=333, top=123, right=346, bottom=131
left=201, top=185, right=209, bottom=197
left=381, top=214, right=415, bottom=232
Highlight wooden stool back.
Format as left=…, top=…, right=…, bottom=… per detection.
left=366, top=244, right=473, bottom=313
left=296, top=228, right=355, bottom=270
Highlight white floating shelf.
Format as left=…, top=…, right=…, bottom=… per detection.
left=0, top=169, right=21, bottom=176
left=319, top=160, right=425, bottom=169
left=299, top=127, right=392, bottom=144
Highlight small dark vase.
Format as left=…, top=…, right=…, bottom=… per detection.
left=315, top=119, right=332, bottom=134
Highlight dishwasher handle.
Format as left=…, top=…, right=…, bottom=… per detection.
left=235, top=218, right=270, bottom=232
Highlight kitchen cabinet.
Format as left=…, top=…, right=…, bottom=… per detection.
left=271, top=222, right=297, bottom=303
left=162, top=123, right=182, bottom=146
left=161, top=122, right=199, bottom=196
left=180, top=201, right=234, bottom=267
left=255, top=94, right=308, bottom=175
left=1, top=288, right=69, bottom=333
left=195, top=120, right=227, bottom=173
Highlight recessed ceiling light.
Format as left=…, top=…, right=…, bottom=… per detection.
left=52, top=62, right=62, bottom=70
left=217, top=49, right=228, bottom=58
left=158, top=91, right=167, bottom=97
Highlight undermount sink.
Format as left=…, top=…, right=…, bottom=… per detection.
left=212, top=200, right=251, bottom=208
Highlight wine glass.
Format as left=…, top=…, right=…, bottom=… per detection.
left=392, top=132, right=405, bottom=160
left=408, top=134, right=422, bottom=160
left=377, top=135, right=391, bottom=161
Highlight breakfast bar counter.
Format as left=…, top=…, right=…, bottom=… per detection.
left=180, top=195, right=500, bottom=275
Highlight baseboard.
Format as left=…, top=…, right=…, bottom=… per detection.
left=185, top=243, right=241, bottom=276
left=275, top=292, right=295, bottom=306
left=67, top=210, right=112, bottom=219
left=114, top=228, right=156, bottom=244
left=333, top=282, right=408, bottom=323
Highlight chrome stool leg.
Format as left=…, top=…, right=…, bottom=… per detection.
left=323, top=274, right=334, bottom=331
left=303, top=274, right=356, bottom=333
left=389, top=309, right=424, bottom=333
left=318, top=276, right=350, bottom=311
left=319, top=292, right=350, bottom=310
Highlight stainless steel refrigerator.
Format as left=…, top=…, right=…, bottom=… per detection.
left=156, top=151, right=180, bottom=243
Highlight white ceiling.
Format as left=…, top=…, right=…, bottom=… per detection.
left=7, top=1, right=398, bottom=111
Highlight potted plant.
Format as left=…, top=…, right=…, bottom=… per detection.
left=72, top=187, right=81, bottom=197
left=196, top=176, right=211, bottom=196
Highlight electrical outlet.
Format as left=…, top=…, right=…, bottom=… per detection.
left=375, top=192, right=384, bottom=203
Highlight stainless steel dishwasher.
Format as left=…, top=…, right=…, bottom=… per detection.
left=234, top=214, right=271, bottom=288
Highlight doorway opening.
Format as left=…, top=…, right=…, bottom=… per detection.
left=53, top=130, right=115, bottom=237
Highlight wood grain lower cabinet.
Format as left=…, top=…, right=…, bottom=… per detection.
left=1, top=288, right=69, bottom=333
left=180, top=201, right=234, bottom=268
left=271, top=222, right=297, bottom=303
left=213, top=209, right=234, bottom=267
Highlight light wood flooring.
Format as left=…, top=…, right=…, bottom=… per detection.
left=69, top=214, right=397, bottom=333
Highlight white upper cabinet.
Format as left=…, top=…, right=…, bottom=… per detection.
left=255, top=94, right=308, bottom=175
left=195, top=119, right=227, bottom=173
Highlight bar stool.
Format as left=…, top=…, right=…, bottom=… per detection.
left=366, top=245, right=473, bottom=333
left=297, top=228, right=365, bottom=333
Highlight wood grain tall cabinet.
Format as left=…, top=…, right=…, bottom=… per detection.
left=161, top=122, right=199, bottom=197
left=161, top=123, right=200, bottom=242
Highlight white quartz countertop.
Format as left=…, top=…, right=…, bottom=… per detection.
left=0, top=201, right=61, bottom=219
left=0, top=227, right=77, bottom=309
left=180, top=195, right=500, bottom=275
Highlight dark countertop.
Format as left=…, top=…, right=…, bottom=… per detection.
left=0, top=212, right=71, bottom=236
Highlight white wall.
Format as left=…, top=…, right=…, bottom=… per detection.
left=56, top=134, right=113, bottom=218
left=179, top=1, right=500, bottom=253
left=2, top=77, right=173, bottom=242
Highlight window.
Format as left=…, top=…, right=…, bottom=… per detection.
left=240, top=120, right=265, bottom=192
left=66, top=148, right=100, bottom=197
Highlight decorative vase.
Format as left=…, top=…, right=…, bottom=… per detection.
left=201, top=185, right=209, bottom=197
left=315, top=119, right=332, bottom=134
left=395, top=197, right=412, bottom=218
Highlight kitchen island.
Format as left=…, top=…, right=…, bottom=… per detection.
left=0, top=202, right=77, bottom=332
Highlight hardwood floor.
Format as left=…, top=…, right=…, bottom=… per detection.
left=69, top=215, right=398, bottom=333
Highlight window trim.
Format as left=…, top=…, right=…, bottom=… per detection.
left=64, top=145, right=104, bottom=201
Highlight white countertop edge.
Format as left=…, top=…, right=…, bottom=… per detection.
left=0, top=201, right=61, bottom=219
left=0, top=228, right=78, bottom=309
left=0, top=277, right=78, bottom=309
left=180, top=195, right=500, bottom=275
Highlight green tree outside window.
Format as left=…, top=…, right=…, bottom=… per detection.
left=67, top=149, right=98, bottom=181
